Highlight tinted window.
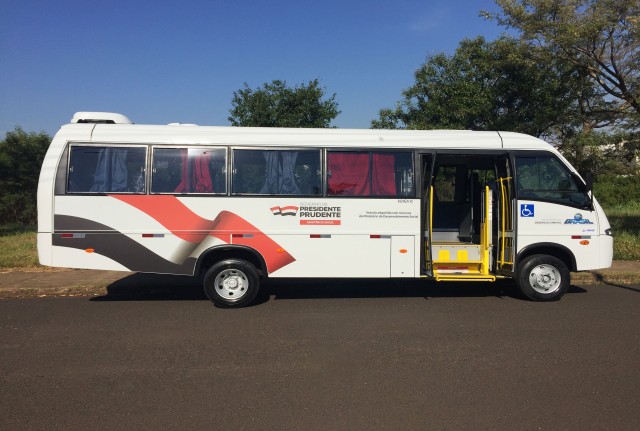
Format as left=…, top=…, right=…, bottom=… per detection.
left=232, top=149, right=321, bottom=195
left=516, top=156, right=588, bottom=206
left=67, top=146, right=146, bottom=193
left=152, top=147, right=226, bottom=194
left=327, top=151, right=414, bottom=197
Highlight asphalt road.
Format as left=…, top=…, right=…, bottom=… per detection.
left=1, top=278, right=639, bottom=431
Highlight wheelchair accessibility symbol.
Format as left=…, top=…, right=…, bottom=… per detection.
left=520, top=204, right=534, bottom=217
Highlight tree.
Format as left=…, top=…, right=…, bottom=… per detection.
left=485, top=1, right=640, bottom=175
left=228, top=79, right=340, bottom=128
left=0, top=127, right=51, bottom=225
left=372, top=36, right=591, bottom=138
left=485, top=0, right=640, bottom=122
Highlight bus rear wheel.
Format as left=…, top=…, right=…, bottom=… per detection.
left=203, top=259, right=260, bottom=308
left=516, top=254, right=570, bottom=301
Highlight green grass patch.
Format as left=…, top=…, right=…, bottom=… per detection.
left=605, top=203, right=640, bottom=260
left=0, top=225, right=39, bottom=270
left=612, top=231, right=640, bottom=260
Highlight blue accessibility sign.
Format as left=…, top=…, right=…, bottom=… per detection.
left=520, top=204, right=534, bottom=217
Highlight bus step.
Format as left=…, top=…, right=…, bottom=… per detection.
left=434, top=274, right=496, bottom=282
left=432, top=263, right=483, bottom=273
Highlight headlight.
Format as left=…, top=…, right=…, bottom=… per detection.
left=605, top=228, right=613, bottom=236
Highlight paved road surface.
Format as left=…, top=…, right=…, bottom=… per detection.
left=1, top=279, right=639, bottom=430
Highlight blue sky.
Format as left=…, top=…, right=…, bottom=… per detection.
left=0, top=0, right=508, bottom=136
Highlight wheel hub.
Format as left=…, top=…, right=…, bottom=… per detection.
left=226, top=278, right=239, bottom=289
left=529, top=264, right=561, bottom=294
left=215, top=269, right=248, bottom=301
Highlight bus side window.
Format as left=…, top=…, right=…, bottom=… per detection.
left=67, top=146, right=146, bottom=193
left=232, top=149, right=321, bottom=196
left=327, top=151, right=414, bottom=197
left=151, top=148, right=227, bottom=194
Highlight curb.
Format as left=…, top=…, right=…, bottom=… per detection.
left=0, top=285, right=108, bottom=299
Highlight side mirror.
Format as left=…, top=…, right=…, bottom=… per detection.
left=585, top=172, right=593, bottom=193
left=585, top=172, right=594, bottom=210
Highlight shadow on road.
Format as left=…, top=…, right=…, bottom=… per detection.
left=592, top=272, right=640, bottom=294
left=90, top=273, right=588, bottom=304
left=90, top=273, right=205, bottom=301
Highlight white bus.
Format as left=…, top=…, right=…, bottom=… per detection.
left=37, top=112, right=613, bottom=307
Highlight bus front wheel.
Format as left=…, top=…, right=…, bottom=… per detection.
left=516, top=255, right=570, bottom=301
left=203, top=259, right=260, bottom=308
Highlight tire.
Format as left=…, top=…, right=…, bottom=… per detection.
left=516, top=254, right=570, bottom=301
left=203, top=259, right=260, bottom=308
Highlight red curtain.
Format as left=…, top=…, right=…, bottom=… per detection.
left=175, top=149, right=213, bottom=193
left=372, top=154, right=396, bottom=195
left=327, top=153, right=370, bottom=196
left=193, top=151, right=213, bottom=192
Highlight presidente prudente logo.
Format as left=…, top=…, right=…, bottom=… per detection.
left=270, top=204, right=342, bottom=225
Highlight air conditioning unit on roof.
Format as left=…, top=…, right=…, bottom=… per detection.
left=70, top=112, right=133, bottom=124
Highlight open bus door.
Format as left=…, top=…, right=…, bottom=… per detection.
left=422, top=152, right=515, bottom=282
left=421, top=153, right=435, bottom=276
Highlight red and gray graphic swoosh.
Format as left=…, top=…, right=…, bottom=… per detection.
left=54, top=195, right=296, bottom=274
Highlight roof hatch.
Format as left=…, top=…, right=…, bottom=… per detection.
left=71, top=112, right=133, bottom=124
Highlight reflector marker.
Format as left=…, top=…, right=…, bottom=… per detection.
left=370, top=235, right=391, bottom=239
left=232, top=233, right=254, bottom=238
left=60, top=233, right=85, bottom=239
left=310, top=234, right=331, bottom=239
left=142, top=234, right=164, bottom=238
left=571, top=235, right=592, bottom=239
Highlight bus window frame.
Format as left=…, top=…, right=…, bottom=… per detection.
left=230, top=146, right=324, bottom=197
left=64, top=143, right=149, bottom=195
left=325, top=148, right=416, bottom=199
left=150, top=146, right=229, bottom=196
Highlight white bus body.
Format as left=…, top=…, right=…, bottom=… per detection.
left=37, top=113, right=613, bottom=306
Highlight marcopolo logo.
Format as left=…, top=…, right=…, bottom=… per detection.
left=564, top=213, right=593, bottom=225
left=270, top=206, right=299, bottom=216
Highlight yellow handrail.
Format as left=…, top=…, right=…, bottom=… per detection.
left=481, top=185, right=490, bottom=275
left=426, top=185, right=433, bottom=271
left=496, top=177, right=513, bottom=266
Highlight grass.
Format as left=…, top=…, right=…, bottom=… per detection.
left=0, top=225, right=40, bottom=270
left=605, top=203, right=640, bottom=260
left=1, top=204, right=639, bottom=270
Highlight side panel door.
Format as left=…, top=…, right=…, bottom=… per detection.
left=514, top=153, right=597, bottom=271
left=420, top=153, right=435, bottom=276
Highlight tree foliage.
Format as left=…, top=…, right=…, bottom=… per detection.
left=484, top=0, right=640, bottom=175
left=228, top=79, right=340, bottom=128
left=372, top=36, right=590, bottom=137
left=486, top=0, right=640, bottom=123
left=559, top=129, right=640, bottom=175
left=0, top=127, right=51, bottom=225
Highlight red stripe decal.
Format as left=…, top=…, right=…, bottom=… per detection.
left=111, top=195, right=295, bottom=273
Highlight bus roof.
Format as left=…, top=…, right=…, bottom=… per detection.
left=58, top=112, right=555, bottom=151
